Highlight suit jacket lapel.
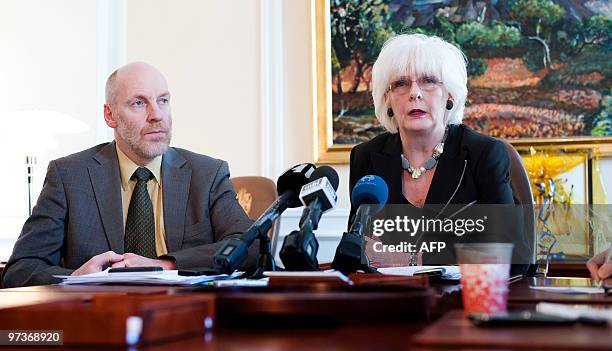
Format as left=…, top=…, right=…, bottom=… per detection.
left=371, top=133, right=403, bottom=204
left=426, top=125, right=467, bottom=205
left=369, top=127, right=469, bottom=207
left=161, top=148, right=191, bottom=252
left=89, top=142, right=125, bottom=253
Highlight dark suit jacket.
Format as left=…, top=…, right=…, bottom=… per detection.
left=349, top=124, right=514, bottom=218
left=2, top=142, right=256, bottom=287
left=349, top=124, right=531, bottom=272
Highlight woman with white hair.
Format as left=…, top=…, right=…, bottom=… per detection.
left=349, top=33, right=521, bottom=268
left=349, top=33, right=514, bottom=220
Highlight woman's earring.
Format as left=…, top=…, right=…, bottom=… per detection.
left=387, top=107, right=394, bottom=117
left=446, top=100, right=454, bottom=110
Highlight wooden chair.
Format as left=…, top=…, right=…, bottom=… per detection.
left=230, top=176, right=280, bottom=256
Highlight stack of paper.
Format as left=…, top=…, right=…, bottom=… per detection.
left=264, top=270, right=353, bottom=284
left=54, top=269, right=241, bottom=286
left=377, top=266, right=461, bottom=280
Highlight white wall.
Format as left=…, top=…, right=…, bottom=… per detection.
left=123, top=0, right=352, bottom=209
left=126, top=0, right=260, bottom=177
left=0, top=0, right=101, bottom=260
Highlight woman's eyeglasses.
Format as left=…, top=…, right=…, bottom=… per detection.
left=388, top=76, right=443, bottom=95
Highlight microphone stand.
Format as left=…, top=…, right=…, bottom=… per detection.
left=249, top=232, right=276, bottom=279
left=332, top=205, right=379, bottom=275
left=26, top=156, right=37, bottom=216
left=279, top=203, right=321, bottom=272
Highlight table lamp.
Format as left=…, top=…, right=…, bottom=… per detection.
left=1, top=109, right=89, bottom=215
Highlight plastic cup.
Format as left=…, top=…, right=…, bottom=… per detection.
left=455, top=243, right=514, bottom=314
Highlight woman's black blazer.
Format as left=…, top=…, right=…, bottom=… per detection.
left=348, top=124, right=514, bottom=221
left=347, top=124, right=534, bottom=273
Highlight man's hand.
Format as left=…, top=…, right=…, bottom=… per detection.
left=72, top=251, right=124, bottom=276
left=586, top=248, right=612, bottom=281
left=110, top=253, right=176, bottom=270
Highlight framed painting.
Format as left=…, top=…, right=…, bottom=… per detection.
left=313, top=0, right=612, bottom=164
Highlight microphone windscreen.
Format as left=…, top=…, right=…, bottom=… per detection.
left=277, top=163, right=317, bottom=207
left=308, top=165, right=339, bottom=191
left=351, top=175, right=388, bottom=207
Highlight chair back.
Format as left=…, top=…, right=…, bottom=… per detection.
left=500, top=140, right=537, bottom=270
left=230, top=176, right=280, bottom=255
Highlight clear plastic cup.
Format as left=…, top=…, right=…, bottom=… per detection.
left=455, top=243, right=514, bottom=314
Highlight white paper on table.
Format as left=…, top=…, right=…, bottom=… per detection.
left=537, top=302, right=612, bottom=323
left=377, top=265, right=461, bottom=280
left=264, top=270, right=353, bottom=284
left=529, top=286, right=605, bottom=294
left=54, top=268, right=241, bottom=286
left=214, top=278, right=269, bottom=287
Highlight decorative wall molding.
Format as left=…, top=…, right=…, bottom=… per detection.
left=95, top=0, right=126, bottom=144
left=260, top=0, right=285, bottom=178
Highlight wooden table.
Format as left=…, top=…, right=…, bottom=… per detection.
left=509, top=277, right=612, bottom=306
left=413, top=310, right=612, bottom=350
left=0, top=276, right=610, bottom=350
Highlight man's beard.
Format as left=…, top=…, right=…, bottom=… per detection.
left=116, top=118, right=172, bottom=161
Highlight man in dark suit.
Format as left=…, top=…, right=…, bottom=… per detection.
left=2, top=62, right=255, bottom=287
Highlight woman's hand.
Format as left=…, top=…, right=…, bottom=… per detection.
left=586, top=248, right=612, bottom=281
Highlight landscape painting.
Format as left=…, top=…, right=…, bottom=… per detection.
left=326, top=0, right=612, bottom=146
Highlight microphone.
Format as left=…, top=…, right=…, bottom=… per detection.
left=212, top=163, right=316, bottom=274
left=347, top=175, right=388, bottom=234
left=298, top=166, right=339, bottom=229
left=280, top=166, right=340, bottom=271
left=332, top=175, right=388, bottom=274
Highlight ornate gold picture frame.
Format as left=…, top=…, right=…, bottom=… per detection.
left=313, top=0, right=612, bottom=164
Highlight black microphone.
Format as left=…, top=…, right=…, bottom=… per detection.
left=332, top=175, right=388, bottom=274
left=298, top=166, right=339, bottom=229
left=212, top=163, right=316, bottom=274
left=280, top=166, right=339, bottom=271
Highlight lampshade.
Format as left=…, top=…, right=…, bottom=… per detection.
left=1, top=109, right=89, bottom=154
left=1, top=109, right=89, bottom=135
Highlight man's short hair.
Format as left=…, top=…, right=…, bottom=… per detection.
left=105, top=69, right=119, bottom=106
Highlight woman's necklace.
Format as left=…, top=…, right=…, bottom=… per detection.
left=401, top=127, right=448, bottom=179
